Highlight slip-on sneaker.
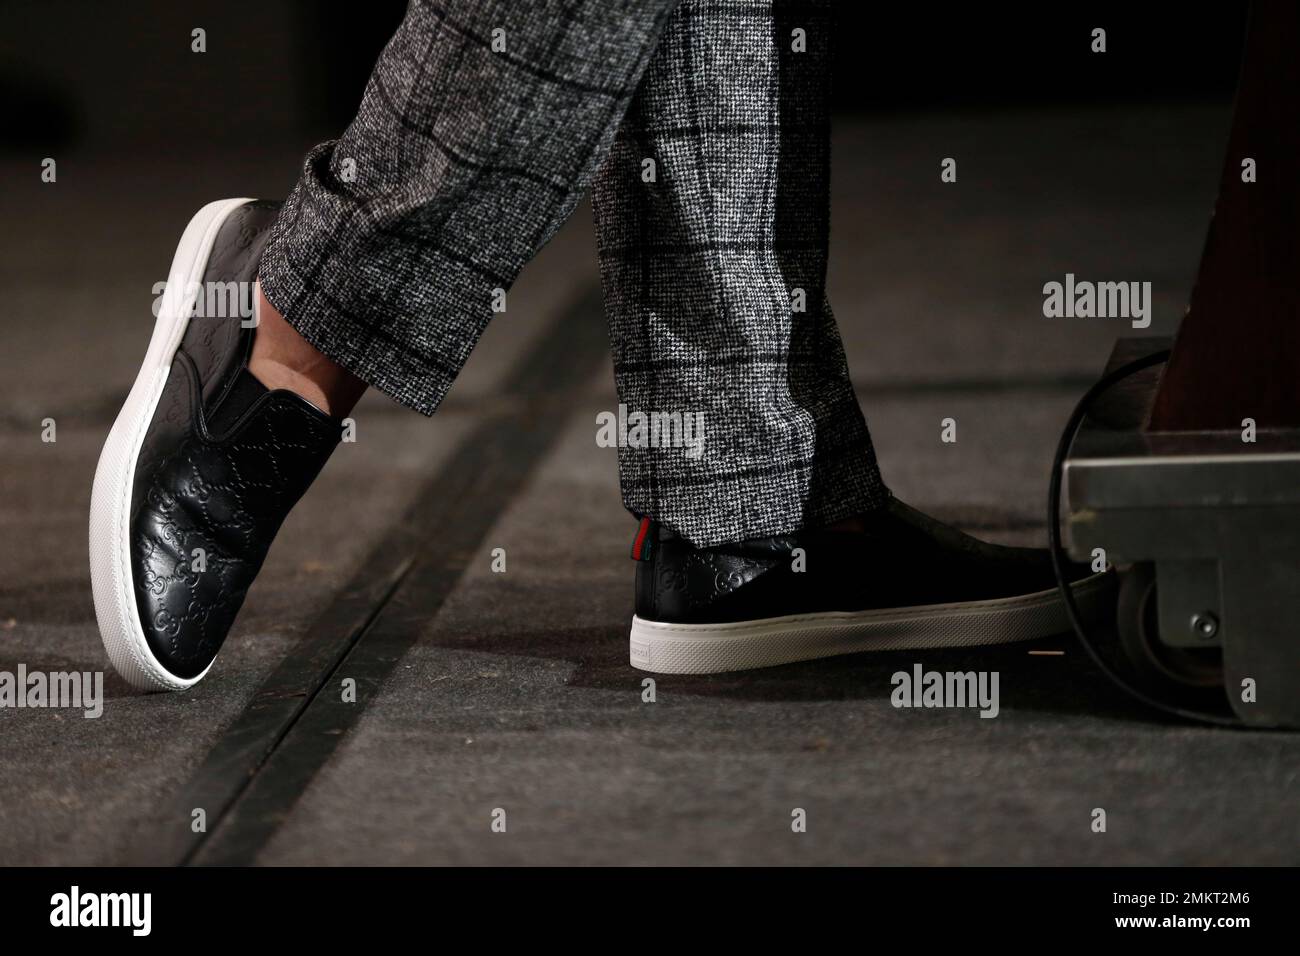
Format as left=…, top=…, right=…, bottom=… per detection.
left=89, top=198, right=341, bottom=691
left=627, top=496, right=1112, bottom=674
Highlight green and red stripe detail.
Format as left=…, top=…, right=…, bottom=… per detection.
left=631, top=516, right=653, bottom=561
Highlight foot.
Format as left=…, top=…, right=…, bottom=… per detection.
left=249, top=281, right=366, bottom=417
left=90, top=199, right=343, bottom=690
left=627, top=496, right=1111, bottom=674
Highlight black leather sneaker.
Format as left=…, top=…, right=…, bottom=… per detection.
left=627, top=496, right=1111, bottom=674
left=90, top=199, right=341, bottom=690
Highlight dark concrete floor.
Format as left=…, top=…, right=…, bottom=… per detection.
left=2, top=104, right=1295, bottom=865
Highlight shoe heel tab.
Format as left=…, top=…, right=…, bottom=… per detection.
left=631, top=516, right=655, bottom=561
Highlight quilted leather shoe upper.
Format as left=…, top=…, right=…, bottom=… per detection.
left=634, top=496, right=1095, bottom=625
left=129, top=201, right=341, bottom=679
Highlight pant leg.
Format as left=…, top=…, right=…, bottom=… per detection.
left=591, top=0, right=889, bottom=548
left=259, top=0, right=679, bottom=415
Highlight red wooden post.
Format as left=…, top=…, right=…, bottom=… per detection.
left=1148, top=0, right=1300, bottom=431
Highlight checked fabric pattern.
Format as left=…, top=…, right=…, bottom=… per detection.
left=259, top=0, right=889, bottom=547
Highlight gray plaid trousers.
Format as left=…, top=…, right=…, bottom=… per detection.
left=259, top=0, right=889, bottom=547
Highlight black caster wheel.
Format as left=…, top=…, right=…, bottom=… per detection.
left=1116, top=562, right=1223, bottom=693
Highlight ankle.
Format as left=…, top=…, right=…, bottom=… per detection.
left=246, top=357, right=338, bottom=416
left=249, top=281, right=366, bottom=417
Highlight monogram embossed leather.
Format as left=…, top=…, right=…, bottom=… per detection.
left=635, top=497, right=1092, bottom=625
left=128, top=202, right=341, bottom=679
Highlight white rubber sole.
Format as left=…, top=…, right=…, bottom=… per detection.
left=88, top=198, right=254, bottom=692
left=628, top=572, right=1114, bottom=674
